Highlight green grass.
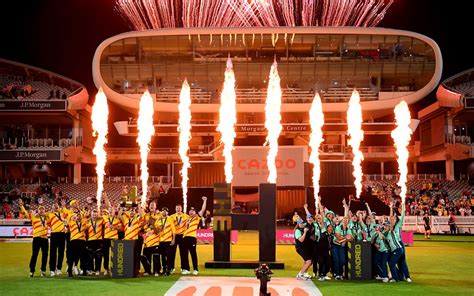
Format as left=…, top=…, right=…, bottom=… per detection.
left=0, top=232, right=473, bottom=296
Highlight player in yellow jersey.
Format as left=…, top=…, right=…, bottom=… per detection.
left=169, top=204, right=189, bottom=273
left=19, top=199, right=49, bottom=277
left=181, top=196, right=207, bottom=275
left=121, top=206, right=145, bottom=275
left=66, top=211, right=88, bottom=277
left=47, top=201, right=67, bottom=277
left=157, top=207, right=176, bottom=276
left=86, top=209, right=105, bottom=276
left=140, top=217, right=161, bottom=276
left=145, top=200, right=161, bottom=223
left=101, top=206, right=122, bottom=276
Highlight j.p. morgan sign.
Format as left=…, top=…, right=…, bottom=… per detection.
left=0, top=100, right=67, bottom=111
left=0, top=150, right=62, bottom=161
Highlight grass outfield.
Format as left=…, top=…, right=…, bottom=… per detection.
left=0, top=232, right=473, bottom=296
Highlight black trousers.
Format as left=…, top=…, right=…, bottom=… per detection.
left=30, top=237, right=48, bottom=273
left=49, top=232, right=66, bottom=271
left=65, top=233, right=79, bottom=267
left=67, top=240, right=88, bottom=275
left=169, top=234, right=185, bottom=270
left=182, top=236, right=198, bottom=271
left=140, top=245, right=161, bottom=274
left=86, top=240, right=103, bottom=272
left=312, top=241, right=319, bottom=274
left=159, top=241, right=172, bottom=272
left=102, top=238, right=112, bottom=270
left=317, top=252, right=331, bottom=277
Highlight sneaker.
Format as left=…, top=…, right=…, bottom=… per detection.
left=324, top=275, right=331, bottom=280
left=303, top=272, right=313, bottom=279
left=29, top=272, right=34, bottom=278
left=375, top=275, right=383, bottom=280
left=95, top=272, right=100, bottom=276
left=383, top=278, right=389, bottom=283
left=181, top=269, right=190, bottom=275
left=143, top=272, right=149, bottom=276
left=103, top=270, right=108, bottom=276
left=73, top=266, right=79, bottom=276
left=406, top=278, right=412, bottom=283
left=318, top=276, right=325, bottom=281
left=192, top=270, right=199, bottom=276
left=87, top=270, right=93, bottom=276
left=296, top=273, right=306, bottom=280
left=335, top=275, right=342, bottom=280
left=55, top=269, right=62, bottom=276
left=170, top=268, right=175, bottom=274
left=41, top=272, right=46, bottom=277
left=154, top=273, right=159, bottom=277
left=50, top=271, right=55, bottom=277
left=389, top=279, right=396, bottom=283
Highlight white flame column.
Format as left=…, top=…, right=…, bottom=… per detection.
left=91, top=88, right=109, bottom=210
left=178, top=80, right=192, bottom=212
left=264, top=60, right=283, bottom=184
left=347, top=89, right=364, bottom=199
left=391, top=101, right=413, bottom=204
left=217, top=58, right=237, bottom=184
left=137, top=91, right=155, bottom=207
left=309, top=93, right=324, bottom=210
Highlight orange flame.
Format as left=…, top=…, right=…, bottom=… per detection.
left=309, top=93, right=324, bottom=210
left=91, top=88, right=109, bottom=210
left=137, top=90, right=155, bottom=207
left=217, top=57, right=237, bottom=184
left=178, top=79, right=192, bottom=212
left=391, top=101, right=412, bottom=204
left=264, top=60, right=282, bottom=184
left=347, top=89, right=364, bottom=198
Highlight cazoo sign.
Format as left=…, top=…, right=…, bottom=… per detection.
left=232, top=146, right=307, bottom=186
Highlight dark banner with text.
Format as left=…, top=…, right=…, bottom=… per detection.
left=0, top=100, right=67, bottom=111
left=0, top=150, right=62, bottom=161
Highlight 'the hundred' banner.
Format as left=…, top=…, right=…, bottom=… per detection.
left=232, top=146, right=307, bottom=187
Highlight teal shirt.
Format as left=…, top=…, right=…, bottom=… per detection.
left=294, top=228, right=304, bottom=240
left=333, top=224, right=352, bottom=245
left=349, top=220, right=364, bottom=241
left=373, top=232, right=389, bottom=252
left=384, top=230, right=403, bottom=252
left=324, top=217, right=334, bottom=228
left=363, top=223, right=376, bottom=240
left=313, top=222, right=326, bottom=241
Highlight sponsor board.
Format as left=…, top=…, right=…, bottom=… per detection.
left=0, top=150, right=62, bottom=162
left=0, top=100, right=67, bottom=111
left=232, top=146, right=307, bottom=187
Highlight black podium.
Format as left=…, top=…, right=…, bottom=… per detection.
left=111, top=239, right=139, bottom=278
left=347, top=241, right=372, bottom=280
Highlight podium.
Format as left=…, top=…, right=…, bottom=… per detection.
left=111, top=240, right=139, bottom=278
left=347, top=241, right=372, bottom=280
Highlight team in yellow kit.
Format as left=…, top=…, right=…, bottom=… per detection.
left=19, top=195, right=208, bottom=278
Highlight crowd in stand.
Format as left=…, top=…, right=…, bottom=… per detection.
left=0, top=84, right=36, bottom=99
left=366, top=180, right=473, bottom=216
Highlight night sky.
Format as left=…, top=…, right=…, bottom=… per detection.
left=0, top=0, right=471, bottom=145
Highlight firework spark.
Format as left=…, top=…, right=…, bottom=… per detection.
left=178, top=79, right=192, bottom=212
left=309, top=92, right=324, bottom=211
left=347, top=89, right=364, bottom=199
left=91, top=88, right=109, bottom=210
left=137, top=90, right=155, bottom=207
left=391, top=101, right=412, bottom=205
left=264, top=60, right=282, bottom=184
left=116, top=0, right=393, bottom=30
left=217, top=57, right=237, bottom=184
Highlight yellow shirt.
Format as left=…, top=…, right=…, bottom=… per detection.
left=21, top=206, right=48, bottom=238
left=86, top=218, right=104, bottom=241
left=169, top=213, right=189, bottom=235
left=145, top=211, right=161, bottom=223
left=143, top=224, right=160, bottom=248
left=183, top=215, right=201, bottom=238
left=122, top=213, right=144, bottom=240
left=103, top=215, right=122, bottom=239
left=157, top=216, right=175, bottom=242
left=68, top=217, right=87, bottom=241
left=48, top=209, right=68, bottom=233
